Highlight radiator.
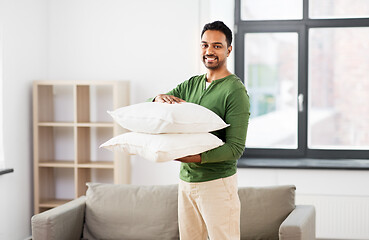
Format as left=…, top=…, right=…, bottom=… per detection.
left=296, top=194, right=369, bottom=240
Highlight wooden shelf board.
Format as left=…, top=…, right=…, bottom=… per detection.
left=34, top=81, right=75, bottom=86
left=39, top=161, right=75, bottom=168
left=38, top=122, right=74, bottom=127
left=77, top=122, right=114, bottom=127
left=34, top=80, right=124, bottom=86
left=77, top=161, right=114, bottom=169
left=39, top=199, right=73, bottom=208
left=75, top=80, right=123, bottom=86
left=38, top=122, right=114, bottom=127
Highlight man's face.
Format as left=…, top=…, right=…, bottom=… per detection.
left=201, top=30, right=232, bottom=70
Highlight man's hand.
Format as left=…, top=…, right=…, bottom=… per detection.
left=175, top=154, right=201, bottom=163
left=154, top=94, right=186, bottom=104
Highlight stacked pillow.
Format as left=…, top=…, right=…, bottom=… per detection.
left=100, top=102, right=229, bottom=162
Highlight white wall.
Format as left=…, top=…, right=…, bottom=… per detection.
left=0, top=0, right=48, bottom=239
left=48, top=0, right=201, bottom=103
left=47, top=0, right=203, bottom=187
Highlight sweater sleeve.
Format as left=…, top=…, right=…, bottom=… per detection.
left=200, top=88, right=250, bottom=164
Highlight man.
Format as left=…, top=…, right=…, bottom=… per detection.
left=152, top=21, right=250, bottom=240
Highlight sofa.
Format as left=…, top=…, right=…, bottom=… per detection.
left=31, top=183, right=316, bottom=240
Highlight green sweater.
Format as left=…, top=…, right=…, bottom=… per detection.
left=152, top=74, right=250, bottom=182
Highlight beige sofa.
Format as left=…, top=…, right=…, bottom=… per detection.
left=31, top=183, right=315, bottom=240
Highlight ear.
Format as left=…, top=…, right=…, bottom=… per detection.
left=227, top=45, right=232, bottom=57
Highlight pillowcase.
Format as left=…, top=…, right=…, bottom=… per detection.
left=107, top=102, right=229, bottom=134
left=100, top=132, right=224, bottom=162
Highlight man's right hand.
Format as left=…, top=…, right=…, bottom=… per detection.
left=154, top=94, right=186, bottom=104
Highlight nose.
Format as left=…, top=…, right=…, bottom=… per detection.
left=206, top=46, right=215, bottom=55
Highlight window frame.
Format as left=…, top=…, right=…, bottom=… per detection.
left=235, top=0, right=369, bottom=159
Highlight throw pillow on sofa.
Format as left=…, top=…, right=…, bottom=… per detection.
left=107, top=102, right=229, bottom=134
left=83, top=183, right=179, bottom=240
left=238, top=185, right=296, bottom=240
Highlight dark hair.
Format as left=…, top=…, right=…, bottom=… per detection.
left=201, top=21, right=232, bottom=47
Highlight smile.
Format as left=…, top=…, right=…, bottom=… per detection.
left=204, top=56, right=218, bottom=62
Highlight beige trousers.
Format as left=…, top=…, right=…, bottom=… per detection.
left=178, top=174, right=241, bottom=240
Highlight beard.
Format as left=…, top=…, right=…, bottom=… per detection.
left=202, top=55, right=225, bottom=70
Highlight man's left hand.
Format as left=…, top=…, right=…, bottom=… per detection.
left=175, top=154, right=201, bottom=163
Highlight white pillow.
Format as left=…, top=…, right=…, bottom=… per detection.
left=107, top=102, right=229, bottom=134
left=100, top=132, right=224, bottom=162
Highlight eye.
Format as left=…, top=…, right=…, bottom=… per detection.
left=215, top=45, right=222, bottom=49
left=201, top=43, right=208, bottom=48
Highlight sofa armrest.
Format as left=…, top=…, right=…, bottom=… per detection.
left=279, top=205, right=316, bottom=240
left=31, top=196, right=86, bottom=240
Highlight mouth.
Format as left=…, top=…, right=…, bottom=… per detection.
left=204, top=55, right=218, bottom=63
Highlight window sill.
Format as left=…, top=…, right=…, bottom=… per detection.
left=238, top=158, right=369, bottom=170
left=0, top=168, right=14, bottom=176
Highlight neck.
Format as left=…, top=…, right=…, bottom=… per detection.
left=206, top=68, right=232, bottom=83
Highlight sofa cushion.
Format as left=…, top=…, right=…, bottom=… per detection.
left=83, top=183, right=179, bottom=240
left=238, top=185, right=296, bottom=240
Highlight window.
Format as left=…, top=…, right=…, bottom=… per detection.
left=235, top=0, right=369, bottom=159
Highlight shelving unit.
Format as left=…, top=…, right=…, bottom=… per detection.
left=33, top=81, right=130, bottom=214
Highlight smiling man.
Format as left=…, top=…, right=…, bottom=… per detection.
left=152, top=21, right=250, bottom=240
